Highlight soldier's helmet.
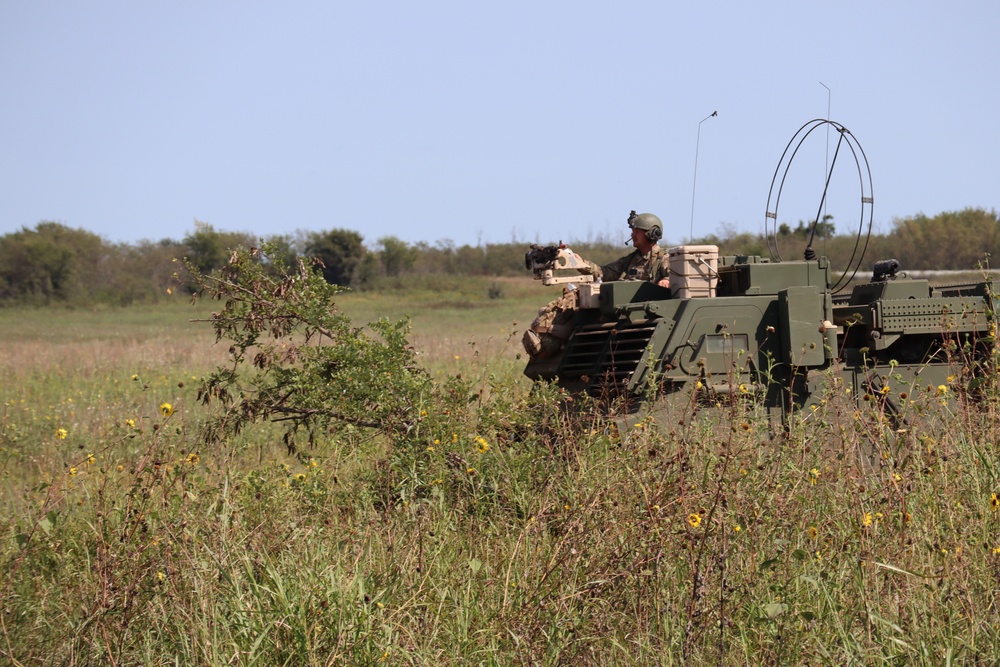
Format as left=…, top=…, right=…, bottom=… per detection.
left=627, top=211, right=663, bottom=243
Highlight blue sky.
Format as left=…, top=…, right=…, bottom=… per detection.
left=2, top=2, right=997, bottom=249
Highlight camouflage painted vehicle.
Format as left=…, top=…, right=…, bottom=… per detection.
left=523, top=121, right=998, bottom=428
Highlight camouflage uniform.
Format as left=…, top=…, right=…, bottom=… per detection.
left=577, top=245, right=669, bottom=283
left=523, top=245, right=669, bottom=358
left=523, top=286, right=578, bottom=358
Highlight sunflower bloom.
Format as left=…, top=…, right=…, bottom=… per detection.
left=159, top=402, right=174, bottom=417
left=687, top=513, right=702, bottom=528
left=55, top=428, right=68, bottom=440
left=991, top=493, right=999, bottom=512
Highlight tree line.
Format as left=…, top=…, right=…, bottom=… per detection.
left=0, top=207, right=996, bottom=306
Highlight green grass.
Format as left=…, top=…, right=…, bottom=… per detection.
left=4, top=284, right=1000, bottom=665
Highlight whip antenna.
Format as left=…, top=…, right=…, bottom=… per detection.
left=689, top=110, right=717, bottom=241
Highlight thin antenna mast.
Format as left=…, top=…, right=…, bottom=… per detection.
left=689, top=110, right=717, bottom=241
left=820, top=82, right=831, bottom=224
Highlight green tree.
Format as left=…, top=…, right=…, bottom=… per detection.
left=376, top=236, right=416, bottom=277
left=890, top=208, right=1000, bottom=270
left=182, top=221, right=256, bottom=275
left=185, top=244, right=456, bottom=462
left=0, top=222, right=107, bottom=304
left=304, top=229, right=366, bottom=286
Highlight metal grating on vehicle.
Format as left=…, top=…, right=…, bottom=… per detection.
left=576, top=322, right=658, bottom=398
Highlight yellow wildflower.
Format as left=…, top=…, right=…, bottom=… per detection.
left=124, top=418, right=135, bottom=428
left=862, top=512, right=873, bottom=527
left=68, top=467, right=77, bottom=477
left=991, top=493, right=999, bottom=512
left=55, top=428, right=68, bottom=440
left=687, top=513, right=702, bottom=528
left=807, top=525, right=818, bottom=539
left=159, top=402, right=174, bottom=417
left=475, top=436, right=489, bottom=454
left=936, top=385, right=948, bottom=396
left=809, top=468, right=820, bottom=484
left=186, top=453, right=200, bottom=465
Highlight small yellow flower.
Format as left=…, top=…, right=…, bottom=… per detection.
left=694, top=380, right=703, bottom=390
left=159, top=402, right=174, bottom=417
left=809, top=468, right=820, bottom=484
left=295, top=473, right=306, bottom=482
left=309, top=458, right=317, bottom=467
left=186, top=453, right=200, bottom=465
left=807, top=525, right=818, bottom=539
left=156, top=571, right=165, bottom=582
left=131, top=374, right=139, bottom=381
left=936, top=385, right=948, bottom=396
left=862, top=511, right=873, bottom=527
left=466, top=467, right=476, bottom=475
left=738, top=384, right=748, bottom=394
left=475, top=436, right=489, bottom=454
left=86, top=454, right=95, bottom=466
left=166, top=287, right=173, bottom=295
left=68, top=467, right=77, bottom=477
left=880, top=384, right=891, bottom=395
left=687, top=513, right=702, bottom=528
left=993, top=546, right=1000, bottom=555
left=733, top=524, right=742, bottom=532
left=426, top=445, right=435, bottom=452
left=991, top=493, right=999, bottom=512
left=55, top=428, right=68, bottom=440
left=124, top=418, right=136, bottom=428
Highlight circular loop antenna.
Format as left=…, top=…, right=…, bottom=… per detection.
left=764, top=119, right=874, bottom=292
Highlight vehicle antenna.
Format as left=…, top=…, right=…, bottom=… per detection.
left=690, top=110, right=718, bottom=242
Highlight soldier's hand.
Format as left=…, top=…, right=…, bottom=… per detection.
left=657, top=278, right=670, bottom=289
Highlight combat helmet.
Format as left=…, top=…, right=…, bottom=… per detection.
left=627, top=210, right=663, bottom=243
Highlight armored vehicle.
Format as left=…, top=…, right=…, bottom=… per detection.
left=523, top=121, right=997, bottom=427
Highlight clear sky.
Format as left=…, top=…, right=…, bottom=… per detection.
left=2, top=1, right=997, bottom=249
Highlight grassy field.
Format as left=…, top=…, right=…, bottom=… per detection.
left=3, top=277, right=1000, bottom=665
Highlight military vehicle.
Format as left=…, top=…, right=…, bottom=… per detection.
left=523, top=120, right=997, bottom=428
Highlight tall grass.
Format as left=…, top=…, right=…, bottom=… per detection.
left=3, top=284, right=1000, bottom=664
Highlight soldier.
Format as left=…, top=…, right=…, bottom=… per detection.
left=523, top=211, right=670, bottom=358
